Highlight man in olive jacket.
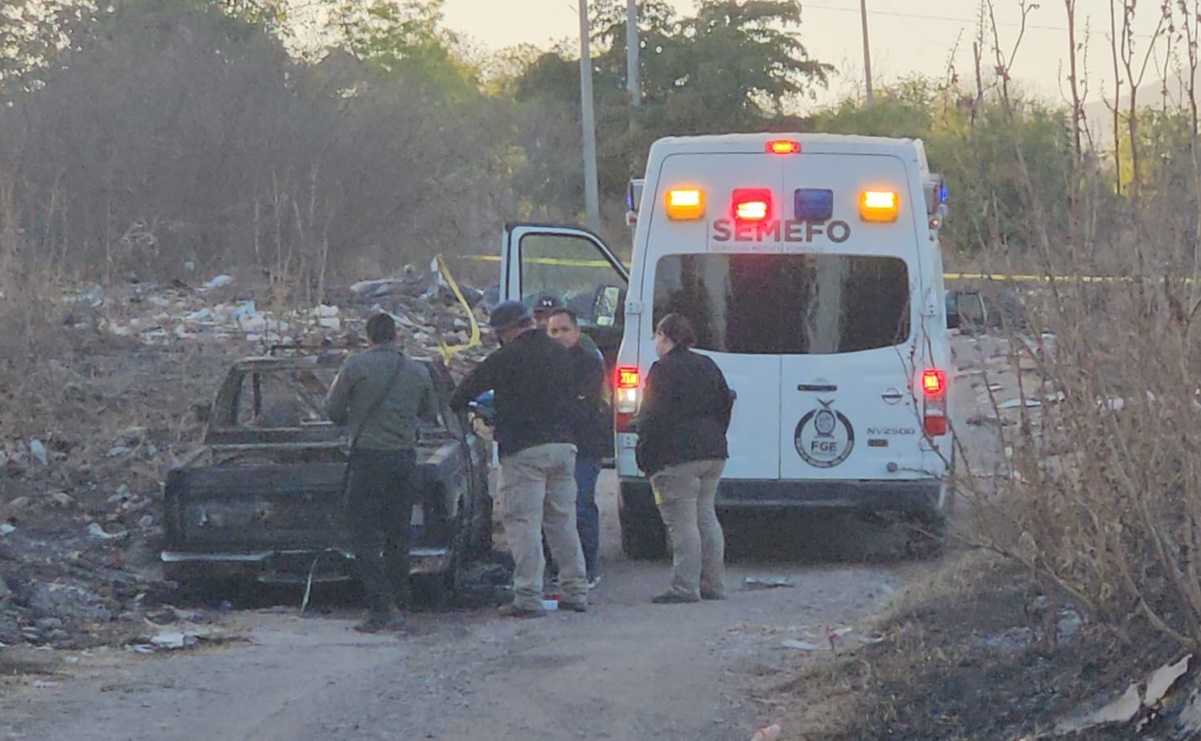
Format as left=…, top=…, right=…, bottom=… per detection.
left=326, top=313, right=437, bottom=633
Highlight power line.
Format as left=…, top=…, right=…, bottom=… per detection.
left=802, top=2, right=1154, bottom=36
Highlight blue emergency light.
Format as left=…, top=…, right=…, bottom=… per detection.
left=794, top=188, right=834, bottom=221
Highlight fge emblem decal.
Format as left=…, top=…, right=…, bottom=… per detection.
left=794, top=400, right=855, bottom=468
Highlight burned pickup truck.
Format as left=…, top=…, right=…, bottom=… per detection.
left=161, top=351, right=493, bottom=600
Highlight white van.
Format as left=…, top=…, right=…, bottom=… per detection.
left=499, top=133, right=956, bottom=558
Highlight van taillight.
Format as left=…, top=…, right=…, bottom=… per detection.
left=615, top=366, right=641, bottom=427
left=920, top=368, right=948, bottom=437
left=921, top=369, right=946, bottom=396
left=923, top=413, right=948, bottom=437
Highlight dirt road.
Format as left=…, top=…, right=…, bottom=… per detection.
left=1, top=471, right=921, bottom=741
left=0, top=337, right=999, bottom=741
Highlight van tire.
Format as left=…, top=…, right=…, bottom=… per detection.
left=620, top=522, right=667, bottom=561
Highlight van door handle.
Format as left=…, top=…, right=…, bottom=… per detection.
left=797, top=384, right=838, bottom=392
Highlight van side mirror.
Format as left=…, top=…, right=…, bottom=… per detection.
left=594, top=285, right=623, bottom=327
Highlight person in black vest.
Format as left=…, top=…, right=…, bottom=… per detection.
left=635, top=313, right=735, bottom=604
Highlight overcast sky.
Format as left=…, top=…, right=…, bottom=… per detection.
left=442, top=0, right=1183, bottom=110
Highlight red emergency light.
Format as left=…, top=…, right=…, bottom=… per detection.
left=766, top=140, right=801, bottom=155
left=731, top=188, right=773, bottom=222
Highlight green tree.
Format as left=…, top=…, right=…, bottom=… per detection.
left=323, top=0, right=477, bottom=98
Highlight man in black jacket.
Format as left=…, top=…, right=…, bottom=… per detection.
left=547, top=307, right=607, bottom=586
left=449, top=301, right=589, bottom=617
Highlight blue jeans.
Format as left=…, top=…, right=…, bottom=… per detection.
left=575, top=454, right=602, bottom=580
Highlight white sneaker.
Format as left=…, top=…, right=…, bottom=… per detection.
left=587, top=575, right=602, bottom=590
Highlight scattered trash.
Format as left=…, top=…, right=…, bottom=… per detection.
left=0, top=524, right=14, bottom=536
left=827, top=626, right=854, bottom=651
left=29, top=439, right=47, bottom=466
left=198, top=275, right=234, bottom=293
left=781, top=639, right=818, bottom=651
left=750, top=723, right=782, bottom=741
left=1054, top=655, right=1191, bottom=734
left=87, top=522, right=127, bottom=540
left=1056, top=609, right=1084, bottom=641
left=541, top=599, right=559, bottom=611
left=148, top=632, right=199, bottom=650
left=1145, top=654, right=1190, bottom=707
left=743, top=577, right=795, bottom=590
left=858, top=631, right=887, bottom=645
left=48, top=492, right=74, bottom=508
left=31, top=680, right=60, bottom=689
left=999, top=398, right=1041, bottom=410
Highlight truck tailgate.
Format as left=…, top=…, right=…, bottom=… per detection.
left=164, top=462, right=348, bottom=551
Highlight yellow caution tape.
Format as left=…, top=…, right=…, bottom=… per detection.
left=432, top=254, right=481, bottom=364
left=459, top=254, right=628, bottom=269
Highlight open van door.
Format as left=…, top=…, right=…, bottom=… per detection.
left=500, top=223, right=629, bottom=372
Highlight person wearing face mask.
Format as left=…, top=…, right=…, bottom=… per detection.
left=634, top=313, right=735, bottom=605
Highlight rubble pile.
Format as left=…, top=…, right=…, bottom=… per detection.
left=1, top=267, right=498, bottom=651
left=65, top=268, right=494, bottom=372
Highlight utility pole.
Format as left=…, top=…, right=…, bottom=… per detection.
left=626, top=0, right=640, bottom=109
left=859, top=0, right=874, bottom=102
left=578, top=0, right=601, bottom=235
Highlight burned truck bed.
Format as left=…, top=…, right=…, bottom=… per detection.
left=161, top=353, right=492, bottom=593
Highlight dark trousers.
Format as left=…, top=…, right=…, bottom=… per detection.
left=345, top=448, right=417, bottom=615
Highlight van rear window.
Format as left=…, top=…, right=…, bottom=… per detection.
left=652, top=254, right=910, bottom=354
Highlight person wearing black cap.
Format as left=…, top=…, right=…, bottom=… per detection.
left=532, top=291, right=564, bottom=330
left=449, top=300, right=589, bottom=617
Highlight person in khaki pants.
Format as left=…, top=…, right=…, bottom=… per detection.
left=635, top=313, right=735, bottom=604
left=450, top=301, right=588, bottom=617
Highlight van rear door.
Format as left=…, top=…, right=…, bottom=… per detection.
left=776, top=155, right=927, bottom=481
left=642, top=154, right=786, bottom=481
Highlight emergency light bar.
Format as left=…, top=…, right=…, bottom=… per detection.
left=794, top=188, right=834, bottom=221
left=732, top=188, right=772, bottom=222
left=665, top=188, right=705, bottom=220
left=766, top=140, right=801, bottom=155
left=859, top=190, right=900, bottom=223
